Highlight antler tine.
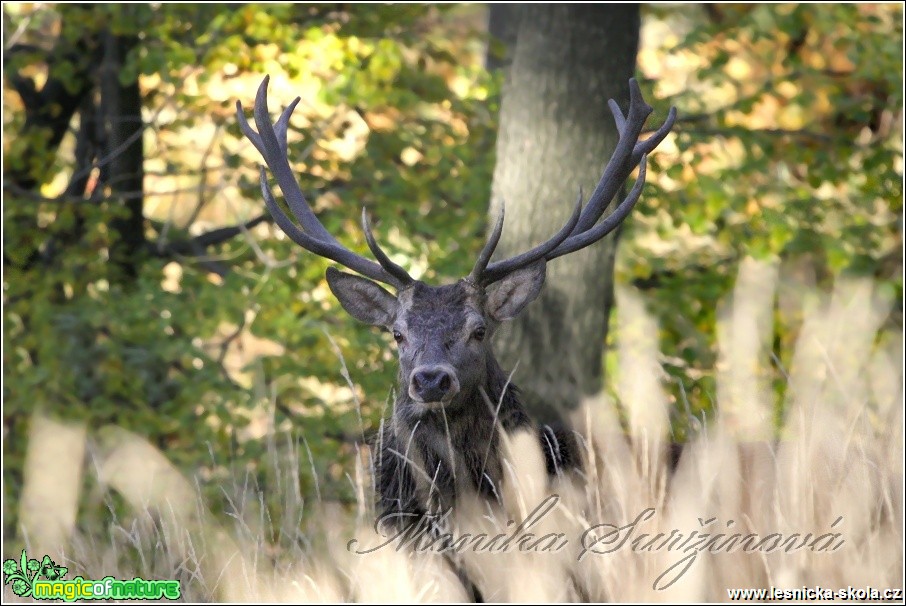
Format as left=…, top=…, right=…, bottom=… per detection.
left=608, top=99, right=627, bottom=132
left=479, top=191, right=583, bottom=285
left=257, top=168, right=405, bottom=288
left=274, top=97, right=301, bottom=157
left=236, top=102, right=264, bottom=156
left=474, top=79, right=674, bottom=287
left=633, top=105, right=677, bottom=166
left=547, top=154, right=648, bottom=261
left=236, top=88, right=300, bottom=158
left=241, top=76, right=409, bottom=290
left=468, top=202, right=505, bottom=283
left=251, top=77, right=335, bottom=244
left=362, top=208, right=414, bottom=287
left=571, top=78, right=656, bottom=236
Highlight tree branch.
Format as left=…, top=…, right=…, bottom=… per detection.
left=6, top=71, right=39, bottom=108
left=631, top=256, right=737, bottom=291
left=190, top=214, right=270, bottom=249
left=148, top=214, right=273, bottom=277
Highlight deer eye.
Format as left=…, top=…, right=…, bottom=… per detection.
left=472, top=326, right=487, bottom=342
left=392, top=330, right=404, bottom=343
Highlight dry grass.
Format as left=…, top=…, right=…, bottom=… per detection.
left=5, top=258, right=902, bottom=601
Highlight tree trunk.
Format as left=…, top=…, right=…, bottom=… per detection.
left=489, top=5, right=640, bottom=423
left=101, top=26, right=145, bottom=281
left=485, top=4, right=522, bottom=71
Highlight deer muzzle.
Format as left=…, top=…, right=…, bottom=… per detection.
left=409, top=364, right=460, bottom=404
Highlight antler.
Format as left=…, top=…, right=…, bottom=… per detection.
left=236, top=76, right=413, bottom=290
left=472, top=78, right=676, bottom=286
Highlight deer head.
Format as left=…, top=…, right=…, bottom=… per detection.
left=237, top=76, right=675, bottom=415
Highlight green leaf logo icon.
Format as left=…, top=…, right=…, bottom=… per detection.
left=2, top=550, right=33, bottom=597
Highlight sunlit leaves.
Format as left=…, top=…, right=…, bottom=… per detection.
left=627, top=4, right=902, bottom=433
left=4, top=3, right=498, bottom=522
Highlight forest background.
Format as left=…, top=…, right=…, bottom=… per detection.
left=2, top=3, right=902, bottom=571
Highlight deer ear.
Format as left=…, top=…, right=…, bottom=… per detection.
left=326, top=267, right=398, bottom=326
left=485, top=260, right=546, bottom=322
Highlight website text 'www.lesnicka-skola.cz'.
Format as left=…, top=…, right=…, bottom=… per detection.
left=727, top=586, right=903, bottom=601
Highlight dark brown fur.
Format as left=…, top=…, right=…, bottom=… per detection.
left=362, top=281, right=579, bottom=526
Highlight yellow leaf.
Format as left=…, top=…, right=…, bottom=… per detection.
left=778, top=104, right=805, bottom=130
left=726, top=57, right=751, bottom=80
left=776, top=80, right=799, bottom=100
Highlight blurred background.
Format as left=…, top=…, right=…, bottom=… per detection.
left=2, top=4, right=902, bottom=595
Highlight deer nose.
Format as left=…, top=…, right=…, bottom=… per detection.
left=410, top=366, right=459, bottom=403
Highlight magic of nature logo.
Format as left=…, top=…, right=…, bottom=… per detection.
left=3, top=550, right=181, bottom=601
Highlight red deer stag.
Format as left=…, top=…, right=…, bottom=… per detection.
left=237, top=75, right=675, bottom=527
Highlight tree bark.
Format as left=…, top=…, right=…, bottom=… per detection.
left=488, top=5, right=640, bottom=423
left=485, top=4, right=523, bottom=71
left=101, top=26, right=145, bottom=280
